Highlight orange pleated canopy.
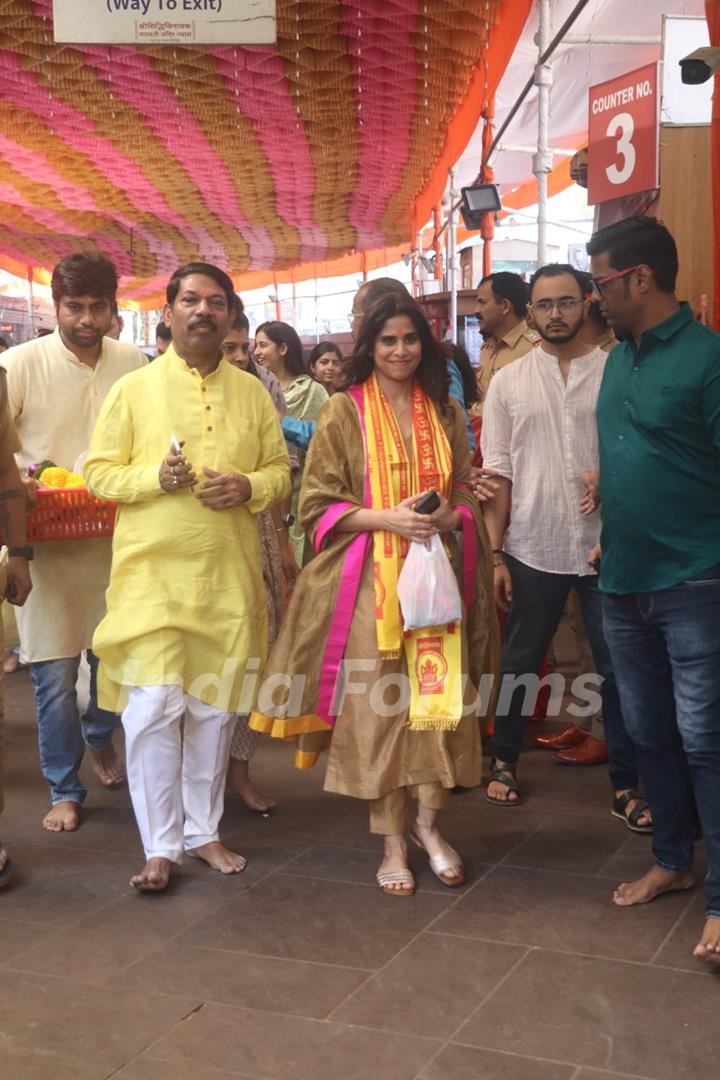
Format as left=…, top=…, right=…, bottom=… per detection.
left=0, top=0, right=532, bottom=308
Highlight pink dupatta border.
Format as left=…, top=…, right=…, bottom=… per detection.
left=314, top=501, right=355, bottom=555
left=315, top=385, right=370, bottom=724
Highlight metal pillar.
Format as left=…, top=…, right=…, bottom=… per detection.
left=415, top=229, right=424, bottom=298
left=314, top=277, right=319, bottom=343
left=26, top=268, right=36, bottom=337
left=534, top=0, right=554, bottom=268
left=563, top=34, right=661, bottom=45
left=433, top=203, right=444, bottom=284
left=448, top=169, right=458, bottom=344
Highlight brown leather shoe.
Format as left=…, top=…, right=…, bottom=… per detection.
left=554, top=734, right=608, bottom=766
left=534, top=724, right=588, bottom=750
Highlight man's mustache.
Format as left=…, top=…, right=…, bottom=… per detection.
left=189, top=318, right=217, bottom=330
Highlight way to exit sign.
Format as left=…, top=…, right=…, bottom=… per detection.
left=53, top=0, right=276, bottom=46
left=587, top=63, right=659, bottom=206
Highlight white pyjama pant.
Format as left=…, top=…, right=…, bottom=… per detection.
left=121, top=684, right=234, bottom=863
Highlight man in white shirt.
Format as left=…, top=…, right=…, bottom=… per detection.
left=480, top=265, right=646, bottom=831
left=4, top=252, right=146, bottom=833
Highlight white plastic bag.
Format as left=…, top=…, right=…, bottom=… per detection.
left=397, top=534, right=463, bottom=630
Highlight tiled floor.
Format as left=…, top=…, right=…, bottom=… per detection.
left=1, top=668, right=717, bottom=1080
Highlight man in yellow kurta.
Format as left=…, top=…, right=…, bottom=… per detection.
left=3, top=252, right=146, bottom=834
left=85, top=262, right=290, bottom=892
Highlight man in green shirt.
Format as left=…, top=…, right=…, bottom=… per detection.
left=589, top=215, right=720, bottom=966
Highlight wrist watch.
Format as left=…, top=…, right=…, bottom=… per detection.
left=8, top=545, right=34, bottom=560
left=282, top=513, right=295, bottom=527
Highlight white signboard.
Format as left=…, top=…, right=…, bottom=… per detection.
left=662, top=15, right=713, bottom=126
left=53, top=0, right=276, bottom=46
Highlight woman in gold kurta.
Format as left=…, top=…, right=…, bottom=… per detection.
left=251, top=296, right=498, bottom=896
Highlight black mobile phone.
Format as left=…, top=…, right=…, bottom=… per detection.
left=414, top=490, right=440, bottom=515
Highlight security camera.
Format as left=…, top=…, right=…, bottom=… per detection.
left=679, top=46, right=720, bottom=85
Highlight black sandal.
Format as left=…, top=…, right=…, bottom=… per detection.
left=485, top=758, right=521, bottom=807
left=611, top=790, right=652, bottom=834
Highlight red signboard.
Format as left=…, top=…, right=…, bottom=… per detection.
left=587, top=63, right=659, bottom=205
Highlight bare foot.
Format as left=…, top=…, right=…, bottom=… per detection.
left=3, top=652, right=25, bottom=675
left=89, top=744, right=125, bottom=787
left=227, top=759, right=277, bottom=814
left=130, top=857, right=173, bottom=892
left=42, top=801, right=81, bottom=832
left=693, top=917, right=720, bottom=965
left=186, top=841, right=247, bottom=874
left=613, top=864, right=696, bottom=907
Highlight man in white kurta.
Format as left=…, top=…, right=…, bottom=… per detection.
left=85, top=262, right=290, bottom=891
left=480, top=264, right=641, bottom=822
left=3, top=252, right=146, bottom=833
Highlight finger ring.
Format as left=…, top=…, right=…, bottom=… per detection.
left=171, top=465, right=177, bottom=475
left=172, top=476, right=178, bottom=486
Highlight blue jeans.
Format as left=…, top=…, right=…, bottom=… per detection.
left=29, top=651, right=118, bottom=805
left=493, top=556, right=639, bottom=792
left=602, top=572, right=720, bottom=918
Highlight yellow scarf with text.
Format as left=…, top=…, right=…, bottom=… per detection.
left=363, top=373, right=463, bottom=730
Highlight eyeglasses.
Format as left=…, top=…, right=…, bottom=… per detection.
left=531, top=298, right=584, bottom=314
left=590, top=265, right=643, bottom=293
left=347, top=311, right=363, bottom=325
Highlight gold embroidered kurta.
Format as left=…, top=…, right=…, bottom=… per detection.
left=251, top=391, right=499, bottom=799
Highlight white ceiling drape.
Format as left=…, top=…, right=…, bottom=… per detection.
left=455, top=0, right=706, bottom=194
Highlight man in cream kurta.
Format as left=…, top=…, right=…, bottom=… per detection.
left=3, top=252, right=146, bottom=833
left=85, top=262, right=290, bottom=892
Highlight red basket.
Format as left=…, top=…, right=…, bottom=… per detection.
left=26, top=488, right=117, bottom=542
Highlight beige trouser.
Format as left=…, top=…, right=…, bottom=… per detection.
left=369, top=782, right=447, bottom=835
